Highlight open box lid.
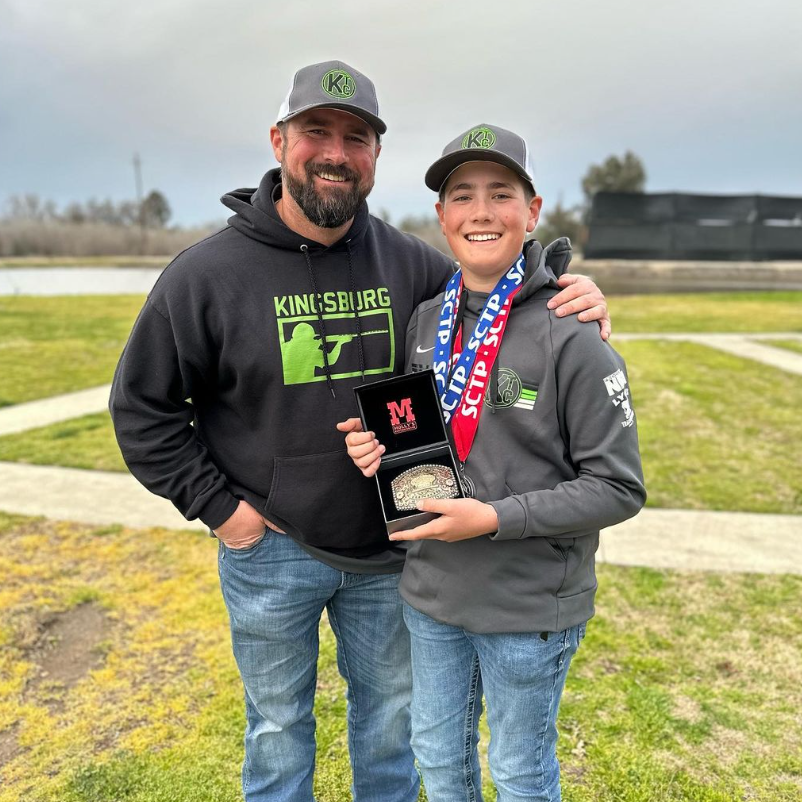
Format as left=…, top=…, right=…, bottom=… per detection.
left=353, top=370, right=450, bottom=459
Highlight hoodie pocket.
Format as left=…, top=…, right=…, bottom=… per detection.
left=545, top=537, right=573, bottom=562
left=265, top=449, right=386, bottom=550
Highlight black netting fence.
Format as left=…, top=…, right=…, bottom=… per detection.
left=585, top=192, right=802, bottom=260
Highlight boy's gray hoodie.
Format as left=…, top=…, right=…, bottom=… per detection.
left=400, top=238, right=646, bottom=634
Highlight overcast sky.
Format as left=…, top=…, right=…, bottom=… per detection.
left=1, top=0, right=801, bottom=226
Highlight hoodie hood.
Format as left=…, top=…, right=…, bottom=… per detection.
left=221, top=167, right=370, bottom=253
left=516, top=236, right=573, bottom=303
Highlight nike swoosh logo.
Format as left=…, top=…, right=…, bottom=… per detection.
left=416, top=345, right=436, bottom=354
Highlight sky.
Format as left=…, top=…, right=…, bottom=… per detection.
left=1, top=0, right=801, bottom=227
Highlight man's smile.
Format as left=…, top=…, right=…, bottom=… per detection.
left=315, top=170, right=351, bottom=184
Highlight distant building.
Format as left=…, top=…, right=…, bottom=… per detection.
left=585, top=192, right=802, bottom=261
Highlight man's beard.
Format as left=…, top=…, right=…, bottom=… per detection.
left=282, top=154, right=374, bottom=229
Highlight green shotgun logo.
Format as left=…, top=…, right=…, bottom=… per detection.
left=275, top=288, right=395, bottom=385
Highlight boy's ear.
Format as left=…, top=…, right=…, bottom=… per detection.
left=526, top=195, right=543, bottom=234
left=435, top=201, right=447, bottom=235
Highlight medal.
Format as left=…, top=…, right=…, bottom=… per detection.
left=432, top=254, right=525, bottom=462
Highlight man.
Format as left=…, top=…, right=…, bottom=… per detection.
left=110, top=61, right=610, bottom=802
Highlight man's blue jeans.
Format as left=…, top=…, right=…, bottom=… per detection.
left=403, top=603, right=585, bottom=802
left=218, top=529, right=417, bottom=802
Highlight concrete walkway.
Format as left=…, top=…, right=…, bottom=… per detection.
left=0, top=461, right=799, bottom=575
left=616, top=332, right=802, bottom=376
left=0, top=385, right=111, bottom=436
left=0, top=330, right=800, bottom=575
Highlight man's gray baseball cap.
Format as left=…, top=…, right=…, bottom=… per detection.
left=425, top=124, right=535, bottom=194
left=276, top=60, right=387, bottom=136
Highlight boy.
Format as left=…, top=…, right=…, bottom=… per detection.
left=344, top=125, right=645, bottom=800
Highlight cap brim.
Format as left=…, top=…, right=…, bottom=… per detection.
left=425, top=150, right=534, bottom=193
left=279, top=102, right=386, bottom=136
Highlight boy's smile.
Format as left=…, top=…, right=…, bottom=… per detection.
left=436, top=161, right=542, bottom=291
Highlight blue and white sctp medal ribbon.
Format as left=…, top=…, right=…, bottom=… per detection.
left=432, top=254, right=526, bottom=432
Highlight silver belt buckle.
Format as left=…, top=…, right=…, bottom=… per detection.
left=391, top=464, right=459, bottom=511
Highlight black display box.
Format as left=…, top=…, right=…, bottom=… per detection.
left=354, top=370, right=464, bottom=534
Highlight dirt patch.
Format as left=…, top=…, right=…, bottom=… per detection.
left=671, top=693, right=703, bottom=724
left=0, top=724, right=20, bottom=768
left=31, top=602, right=110, bottom=690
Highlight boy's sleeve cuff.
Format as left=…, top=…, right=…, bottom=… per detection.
left=489, top=497, right=526, bottom=541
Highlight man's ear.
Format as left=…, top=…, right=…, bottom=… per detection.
left=435, top=201, right=446, bottom=235
left=526, top=195, right=543, bottom=234
left=269, top=125, right=284, bottom=163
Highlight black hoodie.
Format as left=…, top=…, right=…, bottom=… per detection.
left=110, top=169, right=454, bottom=557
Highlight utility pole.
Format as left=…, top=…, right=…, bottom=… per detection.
left=133, top=152, right=147, bottom=255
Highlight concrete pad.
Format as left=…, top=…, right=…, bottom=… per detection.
left=600, top=508, right=802, bottom=575
left=0, top=385, right=113, bottom=436
left=0, top=462, right=205, bottom=532
left=574, top=260, right=802, bottom=294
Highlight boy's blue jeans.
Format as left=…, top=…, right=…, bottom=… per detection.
left=403, top=603, right=585, bottom=802
left=218, top=529, right=418, bottom=802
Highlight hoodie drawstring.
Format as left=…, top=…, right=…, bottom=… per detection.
left=301, top=244, right=337, bottom=398
left=346, top=240, right=366, bottom=382
left=300, top=242, right=366, bottom=399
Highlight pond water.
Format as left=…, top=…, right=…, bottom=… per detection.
left=0, top=267, right=164, bottom=296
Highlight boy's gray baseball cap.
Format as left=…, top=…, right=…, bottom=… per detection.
left=425, top=124, right=535, bottom=194
left=276, top=60, right=387, bottom=136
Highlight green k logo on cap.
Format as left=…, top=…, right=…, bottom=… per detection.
left=462, top=127, right=496, bottom=150
left=321, top=68, right=356, bottom=99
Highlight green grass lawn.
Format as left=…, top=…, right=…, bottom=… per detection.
left=0, top=295, right=145, bottom=406
left=608, top=291, right=802, bottom=333
left=615, top=340, right=802, bottom=514
left=2, top=339, right=800, bottom=515
left=758, top=338, right=802, bottom=356
left=0, top=413, right=126, bottom=472
left=0, top=513, right=799, bottom=802
left=1, top=292, right=801, bottom=410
